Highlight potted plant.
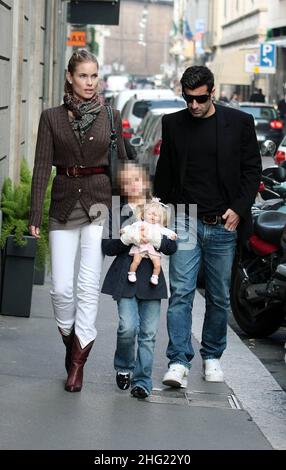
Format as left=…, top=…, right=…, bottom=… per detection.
left=0, top=160, right=51, bottom=316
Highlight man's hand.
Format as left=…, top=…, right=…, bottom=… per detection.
left=29, top=225, right=41, bottom=238
left=222, top=209, right=240, bottom=231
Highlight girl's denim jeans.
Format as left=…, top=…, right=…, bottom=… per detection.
left=115, top=297, right=161, bottom=394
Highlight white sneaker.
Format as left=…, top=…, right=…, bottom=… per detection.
left=150, top=274, right=159, bottom=285
left=128, top=272, right=137, bottom=283
left=162, top=364, right=189, bottom=388
left=203, top=359, right=224, bottom=382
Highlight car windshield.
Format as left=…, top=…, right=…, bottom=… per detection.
left=106, top=75, right=129, bottom=92
left=240, top=106, right=277, bottom=120
left=133, top=100, right=184, bottom=118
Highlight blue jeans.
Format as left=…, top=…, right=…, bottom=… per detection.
left=167, top=217, right=237, bottom=368
left=115, top=297, right=161, bottom=394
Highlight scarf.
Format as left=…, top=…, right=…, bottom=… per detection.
left=63, top=92, right=102, bottom=141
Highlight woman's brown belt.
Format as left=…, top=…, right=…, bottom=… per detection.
left=56, top=166, right=107, bottom=177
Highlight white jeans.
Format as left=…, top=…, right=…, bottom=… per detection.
left=49, top=224, right=103, bottom=348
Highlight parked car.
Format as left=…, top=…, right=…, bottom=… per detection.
left=274, top=134, right=286, bottom=165
left=239, top=102, right=284, bottom=149
left=103, top=74, right=130, bottom=101
left=112, top=88, right=175, bottom=112
left=130, top=107, right=184, bottom=177
left=121, top=95, right=185, bottom=137
left=130, top=110, right=164, bottom=171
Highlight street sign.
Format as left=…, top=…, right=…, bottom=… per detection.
left=195, top=19, right=205, bottom=33
left=67, top=31, right=86, bottom=47
left=259, top=43, right=276, bottom=73
left=68, top=0, right=120, bottom=25
left=245, top=53, right=259, bottom=72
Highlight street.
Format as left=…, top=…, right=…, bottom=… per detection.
left=0, top=257, right=285, bottom=451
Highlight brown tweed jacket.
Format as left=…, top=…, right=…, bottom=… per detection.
left=29, top=105, right=127, bottom=227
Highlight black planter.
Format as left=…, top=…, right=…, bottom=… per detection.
left=1, top=235, right=36, bottom=317
left=33, top=265, right=45, bottom=285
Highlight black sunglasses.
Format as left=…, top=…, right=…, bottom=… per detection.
left=182, top=92, right=211, bottom=104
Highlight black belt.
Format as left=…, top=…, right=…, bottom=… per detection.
left=201, top=215, right=226, bottom=225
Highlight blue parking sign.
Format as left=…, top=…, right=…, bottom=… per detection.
left=260, top=43, right=276, bottom=68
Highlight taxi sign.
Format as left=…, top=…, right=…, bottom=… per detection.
left=67, top=31, right=86, bottom=47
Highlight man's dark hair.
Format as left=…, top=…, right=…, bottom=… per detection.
left=180, top=66, right=214, bottom=93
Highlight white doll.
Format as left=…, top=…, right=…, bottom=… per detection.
left=121, top=200, right=177, bottom=285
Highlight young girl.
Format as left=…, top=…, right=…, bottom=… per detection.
left=101, top=162, right=177, bottom=398
left=121, top=200, right=177, bottom=285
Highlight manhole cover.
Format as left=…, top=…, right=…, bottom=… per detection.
left=145, top=388, right=241, bottom=410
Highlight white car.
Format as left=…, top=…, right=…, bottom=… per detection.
left=121, top=95, right=185, bottom=136
left=113, top=88, right=175, bottom=113
left=103, top=75, right=130, bottom=100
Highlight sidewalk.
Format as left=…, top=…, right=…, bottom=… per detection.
left=0, top=259, right=285, bottom=450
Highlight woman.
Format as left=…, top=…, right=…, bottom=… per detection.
left=29, top=49, right=126, bottom=392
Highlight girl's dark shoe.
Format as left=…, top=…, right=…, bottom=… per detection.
left=116, top=372, right=131, bottom=390
left=131, top=386, right=149, bottom=399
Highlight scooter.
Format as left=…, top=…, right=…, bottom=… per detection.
left=230, top=141, right=286, bottom=337
left=230, top=209, right=286, bottom=337
left=259, top=165, right=286, bottom=201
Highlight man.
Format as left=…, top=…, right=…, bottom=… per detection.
left=278, top=93, right=286, bottom=129
left=218, top=90, right=229, bottom=103
left=154, top=66, right=261, bottom=387
left=249, top=88, right=265, bottom=103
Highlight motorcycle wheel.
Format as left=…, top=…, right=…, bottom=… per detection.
left=230, top=261, right=286, bottom=338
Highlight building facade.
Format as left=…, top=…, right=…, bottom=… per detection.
left=103, top=0, right=173, bottom=77
left=0, top=0, right=67, bottom=188
left=207, top=0, right=269, bottom=101
left=267, top=0, right=286, bottom=103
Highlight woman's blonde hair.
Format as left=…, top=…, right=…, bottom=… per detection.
left=64, top=49, right=99, bottom=94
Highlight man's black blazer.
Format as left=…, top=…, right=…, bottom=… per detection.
left=154, top=104, right=262, bottom=242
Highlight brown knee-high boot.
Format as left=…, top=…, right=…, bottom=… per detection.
left=59, top=328, right=75, bottom=373
left=65, top=336, right=94, bottom=392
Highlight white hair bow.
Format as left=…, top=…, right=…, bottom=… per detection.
left=151, top=197, right=168, bottom=208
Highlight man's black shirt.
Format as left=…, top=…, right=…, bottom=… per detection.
left=182, top=111, right=228, bottom=217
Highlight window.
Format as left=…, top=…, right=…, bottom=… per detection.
left=240, top=106, right=277, bottom=120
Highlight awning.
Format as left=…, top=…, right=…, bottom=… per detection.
left=266, top=37, right=286, bottom=48
left=239, top=38, right=286, bottom=49
left=211, top=49, right=252, bottom=85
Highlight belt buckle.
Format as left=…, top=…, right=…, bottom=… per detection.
left=66, top=165, right=84, bottom=177
left=203, top=215, right=218, bottom=225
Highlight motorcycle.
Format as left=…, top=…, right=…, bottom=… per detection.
left=230, top=209, right=286, bottom=337
left=259, top=139, right=286, bottom=200
left=259, top=165, right=286, bottom=201
left=230, top=141, right=286, bottom=337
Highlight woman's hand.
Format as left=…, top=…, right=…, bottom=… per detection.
left=29, top=225, right=41, bottom=238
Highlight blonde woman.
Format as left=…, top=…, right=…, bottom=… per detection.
left=29, top=49, right=126, bottom=392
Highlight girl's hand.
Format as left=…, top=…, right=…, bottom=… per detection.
left=29, top=225, right=41, bottom=238
left=139, top=225, right=148, bottom=244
